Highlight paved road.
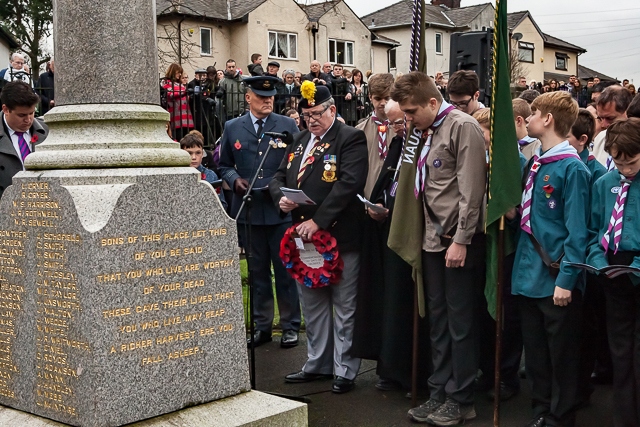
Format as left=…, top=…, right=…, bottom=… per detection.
left=252, top=333, right=613, bottom=427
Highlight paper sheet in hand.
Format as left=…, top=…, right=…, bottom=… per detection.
left=282, top=187, right=316, bottom=205
left=357, top=194, right=388, bottom=214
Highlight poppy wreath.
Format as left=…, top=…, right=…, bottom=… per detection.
left=279, top=224, right=343, bottom=288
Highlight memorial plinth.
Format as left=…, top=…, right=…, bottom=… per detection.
left=0, top=168, right=251, bottom=426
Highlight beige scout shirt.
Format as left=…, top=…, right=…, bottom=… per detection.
left=421, top=109, right=487, bottom=252
left=356, top=116, right=396, bottom=199
left=520, top=138, right=541, bottom=161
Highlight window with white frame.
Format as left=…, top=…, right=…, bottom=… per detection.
left=269, top=31, right=297, bottom=59
left=435, top=33, right=443, bottom=55
left=388, top=48, right=397, bottom=70
left=200, top=27, right=212, bottom=56
left=518, top=41, right=534, bottom=63
left=328, top=39, right=354, bottom=66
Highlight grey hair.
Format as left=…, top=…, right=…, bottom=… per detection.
left=321, top=98, right=335, bottom=109
left=283, top=69, right=296, bottom=77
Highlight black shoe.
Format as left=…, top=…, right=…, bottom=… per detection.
left=375, top=378, right=401, bottom=391
left=285, top=371, right=333, bottom=383
left=524, top=416, right=546, bottom=427
left=280, top=330, right=299, bottom=348
left=332, top=376, right=355, bottom=393
left=487, top=382, right=519, bottom=401
left=247, top=330, right=271, bottom=348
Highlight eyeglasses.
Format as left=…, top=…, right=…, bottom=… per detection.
left=450, top=98, right=473, bottom=108
left=301, top=105, right=330, bottom=121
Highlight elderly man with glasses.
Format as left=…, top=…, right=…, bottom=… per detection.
left=270, top=83, right=368, bottom=394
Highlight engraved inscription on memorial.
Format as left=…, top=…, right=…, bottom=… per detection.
left=6, top=181, right=88, bottom=417
left=0, top=172, right=249, bottom=426
left=0, top=228, right=25, bottom=400
left=97, top=228, right=239, bottom=367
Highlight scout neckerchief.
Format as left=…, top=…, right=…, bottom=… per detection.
left=414, top=101, right=455, bottom=199
left=520, top=141, right=580, bottom=234
left=371, top=115, right=389, bottom=160
left=297, top=136, right=322, bottom=187
left=605, top=155, right=617, bottom=172
left=601, top=173, right=635, bottom=253
left=518, top=135, right=536, bottom=150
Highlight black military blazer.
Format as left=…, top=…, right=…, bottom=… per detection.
left=269, top=119, right=368, bottom=252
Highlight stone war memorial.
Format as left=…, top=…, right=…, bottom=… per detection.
left=0, top=0, right=306, bottom=426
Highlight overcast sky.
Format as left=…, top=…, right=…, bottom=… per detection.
left=341, top=0, right=639, bottom=85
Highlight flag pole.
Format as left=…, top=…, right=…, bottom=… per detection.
left=493, top=216, right=506, bottom=426
left=409, top=0, right=425, bottom=409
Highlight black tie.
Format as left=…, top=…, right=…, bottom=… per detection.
left=256, top=119, right=264, bottom=139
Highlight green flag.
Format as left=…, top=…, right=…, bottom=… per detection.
left=485, top=0, right=522, bottom=318
left=387, top=0, right=428, bottom=317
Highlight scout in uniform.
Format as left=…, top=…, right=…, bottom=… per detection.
left=355, top=73, right=396, bottom=199
left=218, top=76, right=301, bottom=348
left=512, top=91, right=591, bottom=427
left=586, top=117, right=640, bottom=427
left=567, top=108, right=610, bottom=407
left=393, top=72, right=487, bottom=426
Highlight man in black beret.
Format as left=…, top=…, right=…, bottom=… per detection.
left=219, top=76, right=302, bottom=349
left=270, top=83, right=368, bottom=393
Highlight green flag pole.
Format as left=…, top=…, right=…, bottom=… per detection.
left=487, top=0, right=522, bottom=424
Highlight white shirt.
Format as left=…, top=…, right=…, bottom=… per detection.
left=591, top=130, right=608, bottom=167
left=3, top=115, right=32, bottom=170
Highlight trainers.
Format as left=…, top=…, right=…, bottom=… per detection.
left=407, top=398, right=443, bottom=423
left=426, top=397, right=477, bottom=426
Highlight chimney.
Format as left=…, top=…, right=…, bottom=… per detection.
left=431, top=0, right=461, bottom=8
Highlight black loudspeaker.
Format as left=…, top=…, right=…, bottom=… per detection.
left=449, top=29, right=493, bottom=106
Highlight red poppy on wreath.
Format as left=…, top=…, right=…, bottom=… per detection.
left=31, top=135, right=38, bottom=144
left=279, top=224, right=343, bottom=289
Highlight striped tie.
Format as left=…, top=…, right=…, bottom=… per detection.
left=601, top=176, right=633, bottom=253
left=297, top=136, right=321, bottom=187
left=372, top=116, right=388, bottom=160
left=520, top=156, right=542, bottom=234
left=15, top=132, right=31, bottom=162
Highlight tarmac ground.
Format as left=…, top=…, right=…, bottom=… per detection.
left=251, top=332, right=613, bottom=427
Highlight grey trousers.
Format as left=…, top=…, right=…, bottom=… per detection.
left=298, top=252, right=361, bottom=380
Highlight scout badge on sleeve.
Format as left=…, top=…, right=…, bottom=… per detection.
left=321, top=155, right=337, bottom=182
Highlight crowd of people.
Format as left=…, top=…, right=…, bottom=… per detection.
left=516, top=74, right=637, bottom=109
left=2, top=48, right=640, bottom=427
left=188, top=64, right=640, bottom=427
left=158, top=56, right=376, bottom=147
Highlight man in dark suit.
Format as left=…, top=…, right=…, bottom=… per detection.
left=37, top=60, right=55, bottom=115
left=269, top=84, right=368, bottom=394
left=219, top=76, right=301, bottom=349
left=1, top=81, right=48, bottom=200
